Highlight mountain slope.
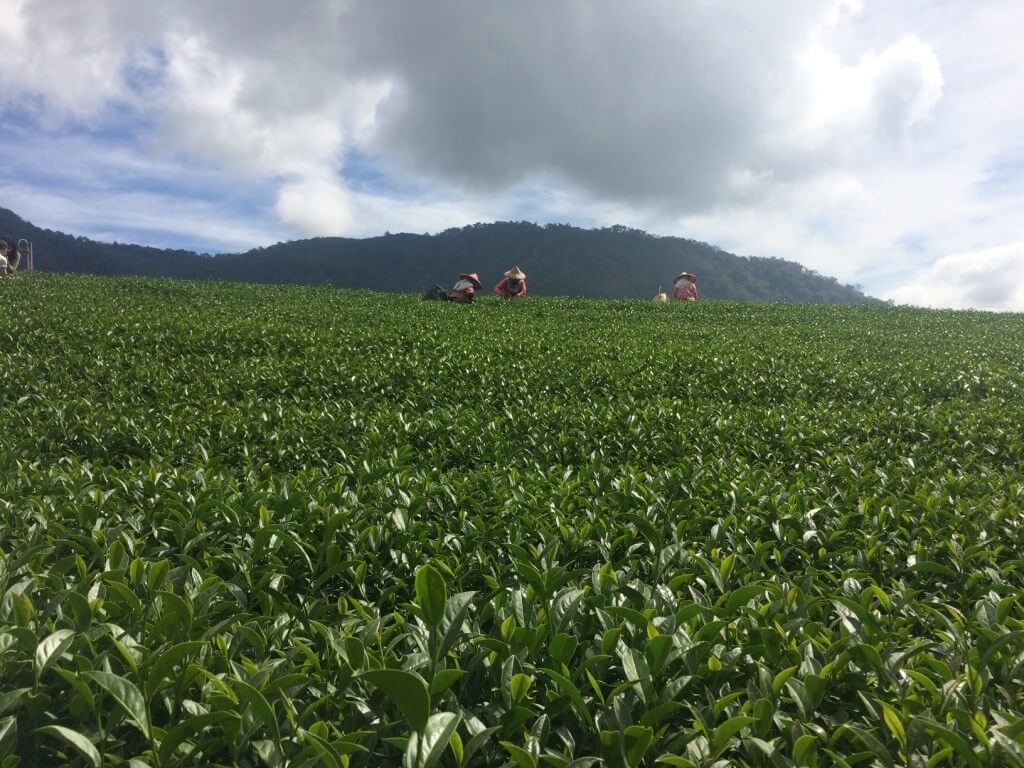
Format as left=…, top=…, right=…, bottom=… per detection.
left=1, top=207, right=874, bottom=302
left=0, top=207, right=212, bottom=278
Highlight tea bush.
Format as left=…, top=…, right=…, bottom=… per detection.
left=2, top=274, right=1023, bottom=766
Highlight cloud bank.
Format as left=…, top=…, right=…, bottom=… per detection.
left=0, top=0, right=1022, bottom=308
left=886, top=242, right=1024, bottom=312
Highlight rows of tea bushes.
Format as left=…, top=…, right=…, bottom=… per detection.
left=2, top=274, right=1023, bottom=767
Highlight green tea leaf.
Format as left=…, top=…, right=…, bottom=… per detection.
left=879, top=701, right=906, bottom=746
left=0, top=690, right=28, bottom=719
left=157, top=712, right=235, bottom=764
left=793, top=734, right=817, bottom=766
left=914, top=717, right=982, bottom=768
left=723, top=583, right=765, bottom=614
left=624, top=725, right=654, bottom=768
left=656, top=756, right=697, bottom=768
left=86, top=670, right=150, bottom=738
left=837, top=724, right=894, bottom=768
left=300, top=727, right=344, bottom=768
left=510, top=673, right=533, bottom=704
left=712, top=716, right=757, bottom=753
left=231, top=678, right=281, bottom=744
left=416, top=565, right=447, bottom=628
left=438, top=591, right=476, bottom=658
left=549, top=633, right=579, bottom=665
left=429, top=668, right=463, bottom=700
left=35, top=725, right=102, bottom=768
left=772, top=665, right=799, bottom=696
left=0, top=716, right=16, bottom=755
left=500, top=740, right=538, bottom=768
left=406, top=711, right=462, bottom=768
left=362, top=669, right=431, bottom=732
left=147, top=640, right=206, bottom=697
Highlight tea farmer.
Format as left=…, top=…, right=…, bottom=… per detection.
left=494, top=266, right=527, bottom=298
left=448, top=272, right=482, bottom=303
left=422, top=272, right=483, bottom=302
left=672, top=272, right=697, bottom=302
left=0, top=238, right=18, bottom=276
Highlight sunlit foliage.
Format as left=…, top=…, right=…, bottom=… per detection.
left=1, top=275, right=1023, bottom=766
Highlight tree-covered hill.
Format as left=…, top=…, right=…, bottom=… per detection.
left=1, top=207, right=875, bottom=302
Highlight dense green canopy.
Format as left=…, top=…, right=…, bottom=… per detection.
left=1, top=274, right=1021, bottom=765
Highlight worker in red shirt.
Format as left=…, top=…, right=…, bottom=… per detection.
left=672, top=272, right=697, bottom=301
left=494, top=266, right=527, bottom=298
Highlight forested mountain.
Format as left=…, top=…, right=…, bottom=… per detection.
left=1, top=207, right=875, bottom=302
left=0, top=208, right=212, bottom=278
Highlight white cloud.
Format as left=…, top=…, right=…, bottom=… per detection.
left=0, top=0, right=27, bottom=39
left=344, top=194, right=496, bottom=239
left=153, top=32, right=387, bottom=181
left=784, top=34, right=943, bottom=153
left=274, top=176, right=353, bottom=236
left=0, top=0, right=149, bottom=119
left=4, top=180, right=283, bottom=252
left=885, top=243, right=1024, bottom=312
left=0, top=0, right=1021, bottom=307
left=273, top=173, right=499, bottom=240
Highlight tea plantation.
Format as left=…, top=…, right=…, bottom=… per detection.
left=2, top=274, right=1023, bottom=767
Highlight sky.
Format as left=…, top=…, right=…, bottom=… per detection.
left=1, top=1, right=1022, bottom=310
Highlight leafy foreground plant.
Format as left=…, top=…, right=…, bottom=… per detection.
left=2, top=274, right=1024, bottom=767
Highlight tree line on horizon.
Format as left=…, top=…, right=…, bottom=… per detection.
left=0, top=207, right=876, bottom=304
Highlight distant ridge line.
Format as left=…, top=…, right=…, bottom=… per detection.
left=0, top=207, right=876, bottom=303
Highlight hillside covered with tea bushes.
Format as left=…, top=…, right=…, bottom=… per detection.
left=1, top=274, right=1022, bottom=767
